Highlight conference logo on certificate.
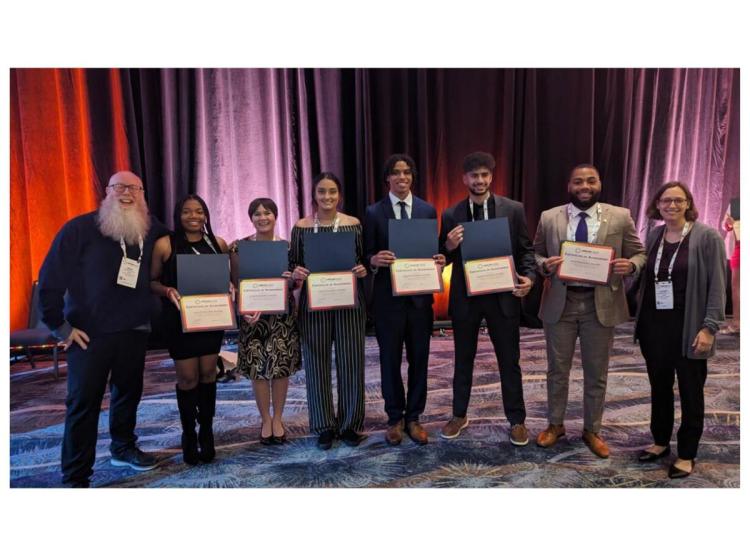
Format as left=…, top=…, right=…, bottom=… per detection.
left=390, top=258, right=443, bottom=296
left=180, top=293, right=237, bottom=332
left=307, top=271, right=357, bottom=311
left=238, top=278, right=288, bottom=314
left=464, top=255, right=517, bottom=296
left=557, top=241, right=615, bottom=285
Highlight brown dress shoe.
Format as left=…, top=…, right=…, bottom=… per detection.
left=406, top=421, right=429, bottom=445
left=440, top=416, right=469, bottom=439
left=536, top=424, right=566, bottom=447
left=509, top=424, right=529, bottom=446
left=582, top=431, right=610, bottom=458
left=385, top=420, right=404, bottom=446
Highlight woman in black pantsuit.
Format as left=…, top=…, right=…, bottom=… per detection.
left=635, top=182, right=726, bottom=479
left=290, top=173, right=368, bottom=450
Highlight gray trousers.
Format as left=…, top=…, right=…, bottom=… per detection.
left=543, top=290, right=614, bottom=433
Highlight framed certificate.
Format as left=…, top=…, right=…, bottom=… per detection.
left=390, top=258, right=443, bottom=296
left=180, top=293, right=237, bottom=332
left=464, top=256, right=517, bottom=296
left=307, top=271, right=357, bottom=311
left=557, top=241, right=615, bottom=285
left=238, top=278, right=288, bottom=314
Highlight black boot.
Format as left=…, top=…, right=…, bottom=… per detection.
left=176, top=385, right=200, bottom=465
left=197, top=381, right=217, bottom=462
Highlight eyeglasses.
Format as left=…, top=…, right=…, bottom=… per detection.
left=658, top=198, right=688, bottom=207
left=108, top=183, right=144, bottom=193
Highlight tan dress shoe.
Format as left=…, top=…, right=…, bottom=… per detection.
left=536, top=424, right=566, bottom=447
left=582, top=431, right=610, bottom=458
left=406, top=421, right=429, bottom=445
left=385, top=420, right=404, bottom=445
left=440, top=416, right=469, bottom=439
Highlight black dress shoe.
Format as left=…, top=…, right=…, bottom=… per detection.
left=668, top=460, right=694, bottom=479
left=638, top=446, right=671, bottom=462
left=317, top=430, right=335, bottom=450
left=340, top=429, right=367, bottom=447
left=272, top=433, right=287, bottom=445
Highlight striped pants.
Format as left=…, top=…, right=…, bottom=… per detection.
left=298, top=306, right=366, bottom=434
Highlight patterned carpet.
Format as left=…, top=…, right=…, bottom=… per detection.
left=9, top=321, right=740, bottom=488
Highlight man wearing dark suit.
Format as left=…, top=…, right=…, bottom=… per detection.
left=533, top=163, right=646, bottom=458
left=438, top=152, right=536, bottom=446
left=365, top=154, right=446, bottom=445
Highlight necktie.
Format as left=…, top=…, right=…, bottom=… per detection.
left=472, top=202, right=483, bottom=221
left=398, top=201, right=408, bottom=220
left=575, top=212, right=589, bottom=242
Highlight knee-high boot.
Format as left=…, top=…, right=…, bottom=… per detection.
left=197, top=381, right=217, bottom=462
left=175, top=385, right=199, bottom=465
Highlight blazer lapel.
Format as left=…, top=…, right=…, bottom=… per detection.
left=594, top=204, right=610, bottom=244
left=381, top=196, right=396, bottom=220
left=554, top=206, right=568, bottom=249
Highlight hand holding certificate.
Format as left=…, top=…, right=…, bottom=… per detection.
left=464, top=256, right=518, bottom=295
left=236, top=240, right=290, bottom=314
left=388, top=219, right=443, bottom=296
left=303, top=232, right=358, bottom=311
left=461, top=218, right=518, bottom=296
left=556, top=241, right=615, bottom=285
left=177, top=254, right=236, bottom=332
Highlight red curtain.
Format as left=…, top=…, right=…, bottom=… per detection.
left=9, top=69, right=129, bottom=330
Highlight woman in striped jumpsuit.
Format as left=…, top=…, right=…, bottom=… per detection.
left=290, top=172, right=368, bottom=450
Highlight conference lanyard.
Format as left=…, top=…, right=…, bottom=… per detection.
left=120, top=236, right=144, bottom=263
left=653, top=222, right=692, bottom=283
left=190, top=235, right=218, bottom=254
left=469, top=198, right=489, bottom=221
left=313, top=213, right=340, bottom=233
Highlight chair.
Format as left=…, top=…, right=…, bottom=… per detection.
left=9, top=281, right=63, bottom=379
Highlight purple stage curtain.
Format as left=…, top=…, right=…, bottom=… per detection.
left=9, top=68, right=740, bottom=327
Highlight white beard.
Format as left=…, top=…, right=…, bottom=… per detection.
left=97, top=194, right=150, bottom=245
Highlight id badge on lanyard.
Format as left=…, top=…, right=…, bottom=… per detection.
left=654, top=281, right=674, bottom=310
left=117, top=236, right=143, bottom=289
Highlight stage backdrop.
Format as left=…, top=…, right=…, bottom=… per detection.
left=10, top=68, right=739, bottom=329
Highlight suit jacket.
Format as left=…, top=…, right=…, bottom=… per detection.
left=533, top=202, right=646, bottom=327
left=439, top=194, right=536, bottom=320
left=364, top=194, right=438, bottom=315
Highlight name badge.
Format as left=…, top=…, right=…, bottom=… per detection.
left=654, top=281, right=674, bottom=310
left=117, top=257, right=141, bottom=289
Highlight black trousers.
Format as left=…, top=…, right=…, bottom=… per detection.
left=451, top=296, right=526, bottom=424
left=61, top=330, right=148, bottom=485
left=639, top=314, right=707, bottom=460
left=374, top=302, right=433, bottom=425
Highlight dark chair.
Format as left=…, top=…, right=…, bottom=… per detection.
left=9, top=281, right=63, bottom=379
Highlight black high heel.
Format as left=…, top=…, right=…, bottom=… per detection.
left=668, top=459, right=695, bottom=479
left=637, top=446, right=671, bottom=462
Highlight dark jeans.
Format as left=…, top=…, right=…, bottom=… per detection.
left=451, top=296, right=526, bottom=424
left=61, top=330, right=148, bottom=485
left=375, top=302, right=433, bottom=425
left=639, top=314, right=707, bottom=460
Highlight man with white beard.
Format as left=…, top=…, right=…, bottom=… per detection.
left=38, top=171, right=168, bottom=487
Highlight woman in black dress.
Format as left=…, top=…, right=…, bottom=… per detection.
left=150, top=194, right=228, bottom=464
left=230, top=198, right=301, bottom=445
left=634, top=182, right=726, bottom=479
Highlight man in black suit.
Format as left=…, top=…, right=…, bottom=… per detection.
left=365, top=154, right=445, bottom=445
left=439, top=152, right=536, bottom=445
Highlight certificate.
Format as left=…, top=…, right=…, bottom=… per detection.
left=238, top=278, right=288, bottom=314
left=180, top=293, right=237, bottom=332
left=464, top=256, right=517, bottom=296
left=733, top=220, right=740, bottom=241
left=557, top=241, right=615, bottom=285
left=390, top=258, right=443, bottom=296
left=307, top=271, right=357, bottom=311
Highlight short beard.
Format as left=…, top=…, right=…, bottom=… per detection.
left=569, top=191, right=600, bottom=210
left=97, top=194, right=150, bottom=245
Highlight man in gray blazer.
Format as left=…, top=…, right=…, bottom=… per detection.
left=533, top=164, right=646, bottom=457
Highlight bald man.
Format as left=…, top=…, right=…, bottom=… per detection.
left=39, top=171, right=168, bottom=487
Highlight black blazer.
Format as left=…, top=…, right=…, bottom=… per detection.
left=439, top=194, right=536, bottom=319
left=364, top=195, right=438, bottom=314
